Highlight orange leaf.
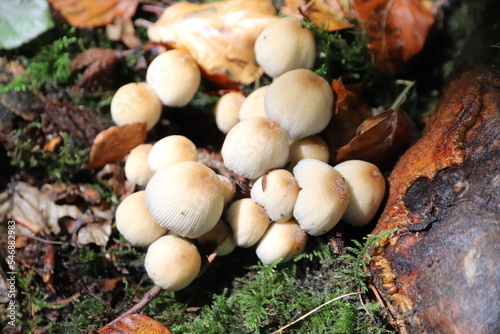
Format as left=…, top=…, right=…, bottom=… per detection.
left=86, top=123, right=147, bottom=169
left=100, top=314, right=172, bottom=334
left=281, top=0, right=354, bottom=31
left=48, top=0, right=138, bottom=27
left=336, top=108, right=413, bottom=169
left=353, top=0, right=435, bottom=74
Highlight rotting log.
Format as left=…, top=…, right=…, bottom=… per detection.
left=368, top=63, right=500, bottom=334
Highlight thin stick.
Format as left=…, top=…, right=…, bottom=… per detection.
left=48, top=292, right=81, bottom=306
left=269, top=291, right=362, bottom=334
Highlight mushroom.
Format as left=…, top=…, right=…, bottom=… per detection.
left=217, top=175, right=236, bottom=206
left=226, top=198, right=270, bottom=248
left=288, top=135, right=330, bottom=170
left=293, top=159, right=349, bottom=236
left=214, top=91, right=245, bottom=133
left=221, top=116, right=289, bottom=179
left=197, top=220, right=236, bottom=256
left=110, top=82, right=162, bottom=131
left=333, top=160, right=386, bottom=226
left=144, top=235, right=201, bottom=291
left=146, top=49, right=201, bottom=107
left=145, top=161, right=224, bottom=238
left=238, top=85, right=268, bottom=121
left=251, top=169, right=300, bottom=222
left=115, top=191, right=168, bottom=247
left=124, top=144, right=155, bottom=187
left=264, top=69, right=334, bottom=139
left=147, top=135, right=198, bottom=173
left=255, top=219, right=308, bottom=265
left=254, top=17, right=316, bottom=78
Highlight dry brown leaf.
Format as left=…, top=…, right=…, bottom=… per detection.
left=147, top=0, right=278, bottom=86
left=353, top=0, right=435, bottom=74
left=86, top=123, right=147, bottom=169
left=77, top=221, right=112, bottom=246
left=336, top=108, right=413, bottom=169
left=48, top=0, right=138, bottom=27
left=100, top=314, right=172, bottom=334
left=280, top=0, right=354, bottom=31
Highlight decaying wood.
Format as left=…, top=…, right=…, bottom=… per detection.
left=368, top=64, right=500, bottom=334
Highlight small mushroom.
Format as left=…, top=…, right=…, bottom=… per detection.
left=251, top=169, right=300, bottom=222
left=221, top=116, right=289, bottom=179
left=115, top=191, right=168, bottom=247
left=293, top=159, right=349, bottom=236
left=124, top=144, right=155, bottom=187
left=333, top=160, right=386, bottom=226
left=217, top=175, right=236, bottom=206
left=146, top=49, right=201, bottom=107
left=226, top=198, right=270, bottom=248
left=255, top=219, right=308, bottom=265
left=145, top=161, right=224, bottom=238
left=147, top=135, right=198, bottom=173
left=198, top=220, right=236, bottom=256
left=110, top=82, right=162, bottom=131
left=288, top=135, right=330, bottom=170
left=144, top=235, right=201, bottom=291
left=254, top=17, right=316, bottom=78
left=238, top=85, right=269, bottom=121
left=265, top=69, right=334, bottom=139
left=214, top=91, right=245, bottom=133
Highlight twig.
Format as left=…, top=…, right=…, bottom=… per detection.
left=269, top=291, right=363, bottom=334
left=105, top=285, right=163, bottom=327
left=48, top=292, right=81, bottom=306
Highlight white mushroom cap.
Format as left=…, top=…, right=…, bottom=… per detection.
left=146, top=49, right=201, bottom=107
left=293, top=159, right=349, bottom=236
left=251, top=169, right=300, bottom=222
left=110, top=82, right=162, bottom=131
left=144, top=235, right=201, bottom=291
left=226, top=198, right=270, bottom=248
left=265, top=69, right=334, bottom=139
left=214, top=92, right=245, bottom=133
left=255, top=219, right=308, bottom=265
left=288, top=135, right=330, bottom=170
left=115, top=191, right=168, bottom=247
left=333, top=160, right=386, bottom=226
left=147, top=135, right=198, bottom=172
left=238, top=85, right=268, bottom=121
left=145, top=161, right=224, bottom=238
left=217, top=175, right=236, bottom=206
left=254, top=17, right=316, bottom=78
left=197, top=220, right=236, bottom=256
left=221, top=116, right=289, bottom=179
left=124, top=144, right=155, bottom=187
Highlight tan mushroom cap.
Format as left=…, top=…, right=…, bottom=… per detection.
left=110, top=82, right=162, bottom=131
left=144, top=235, right=201, bottom=291
left=255, top=219, right=308, bottom=265
left=197, top=220, right=236, bottom=256
left=217, top=175, right=236, bottom=206
left=265, top=69, right=334, bottom=139
left=254, top=17, right=316, bottom=78
left=214, top=92, right=245, bottom=133
left=238, top=85, right=268, bottom=121
left=333, top=160, right=386, bottom=226
left=115, top=191, right=167, bottom=247
left=146, top=49, right=201, bottom=107
left=251, top=169, right=300, bottom=222
left=124, top=144, right=155, bottom=187
left=293, top=159, right=349, bottom=236
left=145, top=161, right=224, bottom=238
left=147, top=135, right=198, bottom=172
left=288, top=135, right=330, bottom=170
left=221, top=116, right=289, bottom=179
left=226, top=198, right=270, bottom=248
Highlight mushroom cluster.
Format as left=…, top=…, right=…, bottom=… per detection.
left=112, top=15, right=387, bottom=292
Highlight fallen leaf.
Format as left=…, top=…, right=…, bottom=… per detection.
left=281, top=0, right=354, bottom=31
left=102, top=277, right=126, bottom=292
left=48, top=0, right=138, bottom=27
left=331, top=78, right=348, bottom=114
left=336, top=108, right=413, bottom=169
left=147, top=0, right=278, bottom=86
left=77, top=221, right=112, bottom=246
left=0, top=0, right=54, bottom=50
left=100, top=314, right=172, bottom=334
left=86, top=123, right=148, bottom=169
left=352, top=0, right=435, bottom=74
